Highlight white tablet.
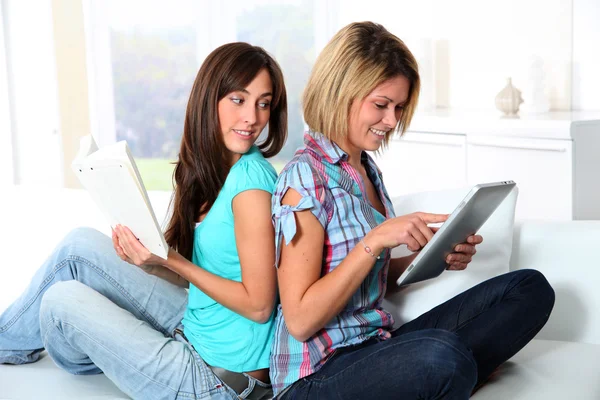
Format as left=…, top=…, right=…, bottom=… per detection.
left=396, top=181, right=516, bottom=287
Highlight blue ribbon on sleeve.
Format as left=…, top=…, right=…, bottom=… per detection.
left=274, top=196, right=316, bottom=245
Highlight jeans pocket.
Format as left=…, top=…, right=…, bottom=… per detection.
left=173, top=332, right=237, bottom=399
left=238, top=374, right=272, bottom=400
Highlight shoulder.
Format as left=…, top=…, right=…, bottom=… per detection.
left=272, top=150, right=332, bottom=231
left=273, top=149, right=330, bottom=206
left=228, top=147, right=278, bottom=195
left=276, top=151, right=323, bottom=188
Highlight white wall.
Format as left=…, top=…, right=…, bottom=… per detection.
left=0, top=1, right=14, bottom=186
left=3, top=0, right=63, bottom=187
left=337, top=0, right=574, bottom=111
left=572, top=0, right=600, bottom=110
left=1, top=0, right=599, bottom=192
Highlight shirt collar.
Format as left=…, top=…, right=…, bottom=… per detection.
left=304, top=130, right=349, bottom=164
left=304, top=130, right=376, bottom=170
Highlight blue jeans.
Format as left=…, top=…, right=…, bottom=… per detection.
left=0, top=227, right=263, bottom=399
left=280, top=269, right=555, bottom=400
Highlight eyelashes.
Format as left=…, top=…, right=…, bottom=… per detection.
left=230, top=97, right=271, bottom=109
left=375, top=103, right=404, bottom=111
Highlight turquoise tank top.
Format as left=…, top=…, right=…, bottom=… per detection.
left=182, top=146, right=277, bottom=372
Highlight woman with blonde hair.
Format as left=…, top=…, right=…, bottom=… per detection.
left=270, top=21, right=554, bottom=399
left=1, top=42, right=286, bottom=399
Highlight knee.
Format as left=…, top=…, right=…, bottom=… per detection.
left=415, top=330, right=478, bottom=389
left=59, top=227, right=105, bottom=250
left=512, top=269, right=555, bottom=316
left=52, top=227, right=111, bottom=266
left=40, top=281, right=90, bottom=332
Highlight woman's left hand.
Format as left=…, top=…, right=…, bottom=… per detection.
left=113, top=224, right=167, bottom=268
left=445, top=234, right=483, bottom=271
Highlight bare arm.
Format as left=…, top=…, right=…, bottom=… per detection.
left=384, top=231, right=484, bottom=296
left=114, top=190, right=277, bottom=323
left=112, top=229, right=189, bottom=288
left=385, top=254, right=417, bottom=296
left=143, top=264, right=190, bottom=288
left=165, top=190, right=276, bottom=323
left=277, top=188, right=379, bottom=342
left=277, top=188, right=449, bottom=341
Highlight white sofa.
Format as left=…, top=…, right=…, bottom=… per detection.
left=1, top=185, right=599, bottom=399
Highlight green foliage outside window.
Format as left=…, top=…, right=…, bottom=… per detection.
left=111, top=1, right=314, bottom=191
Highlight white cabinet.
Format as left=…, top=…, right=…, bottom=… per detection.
left=374, top=111, right=600, bottom=221
left=466, top=136, right=573, bottom=220
left=375, top=132, right=466, bottom=198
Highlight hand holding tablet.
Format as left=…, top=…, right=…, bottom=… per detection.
left=394, top=181, right=516, bottom=286
left=365, top=212, right=450, bottom=253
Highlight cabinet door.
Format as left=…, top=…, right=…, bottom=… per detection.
left=373, top=132, right=467, bottom=198
left=466, top=136, right=573, bottom=220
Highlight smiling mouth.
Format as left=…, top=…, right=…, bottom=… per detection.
left=370, top=127, right=389, bottom=137
left=233, top=129, right=254, bottom=137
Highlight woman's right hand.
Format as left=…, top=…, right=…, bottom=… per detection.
left=365, top=212, right=449, bottom=253
left=111, top=227, right=154, bottom=273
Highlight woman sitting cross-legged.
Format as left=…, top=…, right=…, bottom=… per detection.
left=0, top=42, right=287, bottom=400
left=269, top=21, right=555, bottom=400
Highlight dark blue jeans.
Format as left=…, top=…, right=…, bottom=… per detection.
left=280, top=269, right=555, bottom=400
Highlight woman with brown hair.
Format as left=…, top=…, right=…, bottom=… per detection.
left=270, top=22, right=554, bottom=399
left=0, top=42, right=286, bottom=400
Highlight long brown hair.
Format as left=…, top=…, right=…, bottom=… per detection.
left=165, top=43, right=287, bottom=260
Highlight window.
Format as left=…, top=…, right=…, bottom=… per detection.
left=102, top=0, right=197, bottom=190
left=234, top=0, right=315, bottom=172
left=92, top=0, right=323, bottom=191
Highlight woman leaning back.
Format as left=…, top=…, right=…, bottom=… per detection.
left=0, top=42, right=287, bottom=400
left=269, top=21, right=555, bottom=400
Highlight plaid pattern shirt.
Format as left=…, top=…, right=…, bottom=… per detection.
left=270, top=131, right=396, bottom=395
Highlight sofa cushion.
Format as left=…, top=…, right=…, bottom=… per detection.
left=511, top=221, right=600, bottom=345
left=472, top=339, right=600, bottom=399
left=1, top=185, right=174, bottom=399
left=0, top=351, right=129, bottom=399
left=0, top=185, right=173, bottom=313
left=384, top=186, right=518, bottom=326
left=2, top=340, right=597, bottom=399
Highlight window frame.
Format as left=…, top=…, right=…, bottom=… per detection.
left=85, top=0, right=340, bottom=148
left=0, top=0, right=15, bottom=186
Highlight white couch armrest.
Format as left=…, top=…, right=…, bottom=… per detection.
left=510, top=221, right=600, bottom=345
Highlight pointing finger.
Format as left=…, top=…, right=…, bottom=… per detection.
left=418, top=213, right=449, bottom=224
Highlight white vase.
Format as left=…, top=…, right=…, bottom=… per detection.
left=495, top=77, right=523, bottom=117
left=521, top=56, right=550, bottom=114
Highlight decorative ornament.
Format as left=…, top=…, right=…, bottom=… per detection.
left=495, top=77, right=524, bottom=117
left=521, top=56, right=550, bottom=114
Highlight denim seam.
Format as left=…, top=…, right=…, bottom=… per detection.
left=42, top=317, right=191, bottom=397
left=453, top=270, right=536, bottom=333
left=1, top=258, right=75, bottom=333
left=69, top=255, right=168, bottom=334
left=1, top=256, right=167, bottom=335
left=310, top=335, right=477, bottom=384
left=0, top=355, right=33, bottom=364
left=169, top=334, right=233, bottom=398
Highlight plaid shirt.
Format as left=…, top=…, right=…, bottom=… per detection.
left=270, top=131, right=396, bottom=395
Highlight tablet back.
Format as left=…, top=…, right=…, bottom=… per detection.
left=396, top=181, right=516, bottom=286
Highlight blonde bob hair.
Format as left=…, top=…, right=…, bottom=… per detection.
left=303, top=21, right=420, bottom=144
